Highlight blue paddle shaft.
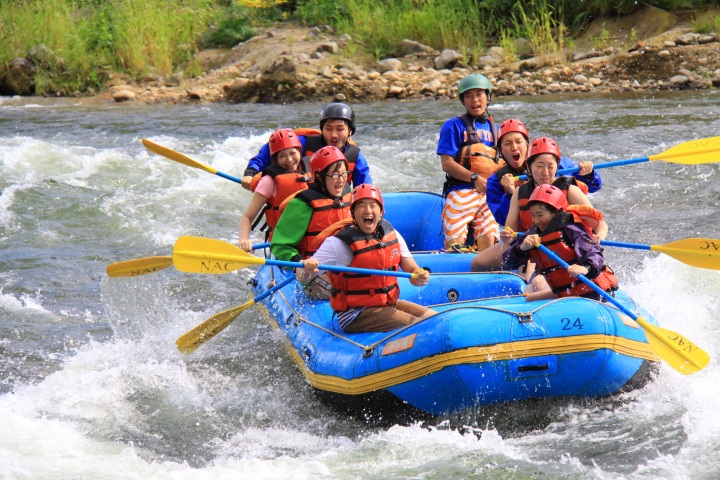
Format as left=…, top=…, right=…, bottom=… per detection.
left=254, top=275, right=295, bottom=303
left=216, top=170, right=244, bottom=184
left=265, top=258, right=413, bottom=279
left=535, top=243, right=637, bottom=320
left=517, top=156, right=651, bottom=181
left=251, top=242, right=270, bottom=250
left=599, top=240, right=651, bottom=251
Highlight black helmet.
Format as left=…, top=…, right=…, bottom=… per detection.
left=319, top=102, right=356, bottom=134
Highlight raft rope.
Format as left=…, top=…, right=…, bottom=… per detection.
left=268, top=270, right=641, bottom=357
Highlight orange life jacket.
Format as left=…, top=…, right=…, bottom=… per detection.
left=517, top=177, right=588, bottom=231
left=455, top=142, right=505, bottom=179
left=528, top=212, right=618, bottom=298
left=328, top=219, right=402, bottom=312
left=248, top=164, right=310, bottom=237
left=294, top=184, right=352, bottom=258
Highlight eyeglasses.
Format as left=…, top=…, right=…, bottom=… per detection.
left=329, top=171, right=349, bottom=180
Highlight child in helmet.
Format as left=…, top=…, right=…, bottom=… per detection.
left=298, top=184, right=436, bottom=333
left=503, top=184, right=618, bottom=302
left=437, top=73, right=501, bottom=253
left=242, top=102, right=372, bottom=189
left=238, top=128, right=308, bottom=251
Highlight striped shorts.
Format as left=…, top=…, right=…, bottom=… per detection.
left=442, top=189, right=499, bottom=244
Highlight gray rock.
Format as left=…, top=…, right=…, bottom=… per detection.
left=396, top=39, right=438, bottom=57
left=476, top=55, right=499, bottom=68
left=678, top=68, right=693, bottom=77
left=376, top=58, right=402, bottom=73
left=420, top=78, right=443, bottom=93
left=669, top=75, right=689, bottom=85
left=317, top=42, right=339, bottom=54
left=112, top=89, right=135, bottom=102
left=434, top=49, right=463, bottom=70
left=675, top=33, right=699, bottom=45
left=165, top=72, right=183, bottom=86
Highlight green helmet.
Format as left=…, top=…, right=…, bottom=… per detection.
left=458, top=74, right=492, bottom=101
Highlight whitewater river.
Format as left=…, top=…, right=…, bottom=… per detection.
left=1, top=90, right=719, bottom=479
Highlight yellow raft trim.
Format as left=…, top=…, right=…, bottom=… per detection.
left=282, top=332, right=660, bottom=395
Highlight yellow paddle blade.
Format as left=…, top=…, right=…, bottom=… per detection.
left=651, top=238, right=720, bottom=270
left=106, top=256, right=173, bottom=277
left=634, top=317, right=711, bottom=375
left=176, top=300, right=254, bottom=354
left=651, top=136, right=720, bottom=164
left=172, top=236, right=266, bottom=274
left=142, top=139, right=218, bottom=174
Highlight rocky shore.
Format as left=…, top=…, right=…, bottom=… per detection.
left=3, top=7, right=720, bottom=105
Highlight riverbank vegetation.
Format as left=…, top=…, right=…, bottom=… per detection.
left=1, top=0, right=719, bottom=96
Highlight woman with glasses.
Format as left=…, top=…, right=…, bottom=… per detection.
left=270, top=146, right=352, bottom=298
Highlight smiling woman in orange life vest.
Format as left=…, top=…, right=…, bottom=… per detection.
left=503, top=184, right=618, bottom=302
left=471, top=136, right=608, bottom=272
left=297, top=184, right=436, bottom=333
left=239, top=128, right=309, bottom=251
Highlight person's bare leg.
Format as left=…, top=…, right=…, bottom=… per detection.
left=470, top=242, right=508, bottom=271
left=474, top=233, right=496, bottom=252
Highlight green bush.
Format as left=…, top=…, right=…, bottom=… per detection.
left=201, top=6, right=258, bottom=47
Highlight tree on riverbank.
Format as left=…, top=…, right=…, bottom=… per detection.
left=1, top=0, right=719, bottom=96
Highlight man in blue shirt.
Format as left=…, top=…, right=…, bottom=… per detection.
left=242, top=102, right=372, bottom=190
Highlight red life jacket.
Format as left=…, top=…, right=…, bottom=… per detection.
left=517, top=176, right=588, bottom=231
left=328, top=219, right=402, bottom=312
left=528, top=212, right=618, bottom=298
left=248, top=163, right=310, bottom=238
left=294, top=184, right=352, bottom=258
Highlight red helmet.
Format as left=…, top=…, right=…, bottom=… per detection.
left=498, top=119, right=529, bottom=143
left=527, top=137, right=561, bottom=165
left=268, top=128, right=302, bottom=156
left=528, top=184, right=568, bottom=211
left=351, top=184, right=383, bottom=211
left=309, top=146, right=348, bottom=176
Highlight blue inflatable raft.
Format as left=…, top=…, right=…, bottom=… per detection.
left=251, top=192, right=659, bottom=416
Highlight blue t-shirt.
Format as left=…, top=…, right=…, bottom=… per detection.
left=245, top=136, right=372, bottom=187
left=437, top=115, right=495, bottom=193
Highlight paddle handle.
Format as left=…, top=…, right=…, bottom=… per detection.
left=252, top=242, right=270, bottom=250
left=600, top=240, right=650, bottom=251
left=516, top=156, right=651, bottom=181
left=535, top=244, right=637, bottom=320
left=216, top=170, right=243, bottom=185
left=265, top=258, right=414, bottom=279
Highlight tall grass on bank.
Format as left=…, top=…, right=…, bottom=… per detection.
left=0, top=0, right=218, bottom=94
left=506, top=0, right=566, bottom=65
left=319, top=0, right=492, bottom=60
